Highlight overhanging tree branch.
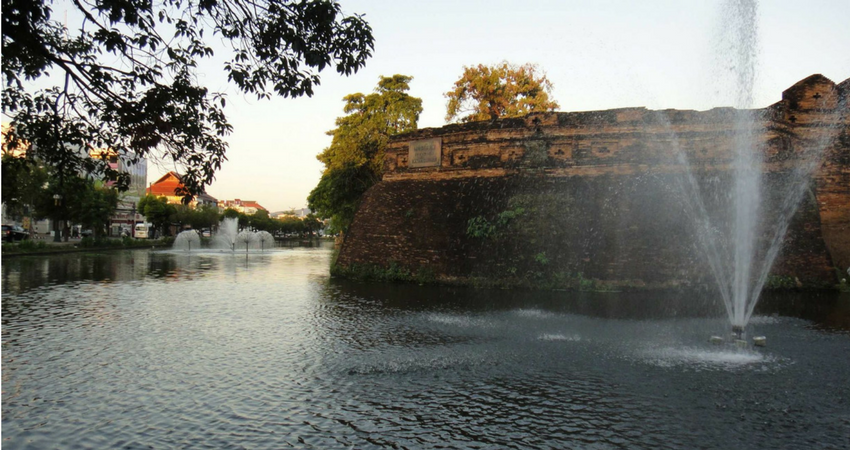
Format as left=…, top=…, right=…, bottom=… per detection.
left=3, top=0, right=374, bottom=198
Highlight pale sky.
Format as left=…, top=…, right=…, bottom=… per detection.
left=10, top=1, right=850, bottom=212
left=203, top=0, right=850, bottom=212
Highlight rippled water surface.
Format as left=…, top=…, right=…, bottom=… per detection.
left=3, top=245, right=850, bottom=449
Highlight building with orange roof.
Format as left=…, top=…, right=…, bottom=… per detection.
left=146, top=171, right=218, bottom=208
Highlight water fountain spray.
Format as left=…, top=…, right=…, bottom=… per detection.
left=677, top=1, right=842, bottom=344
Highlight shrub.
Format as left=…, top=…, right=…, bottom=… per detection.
left=467, top=216, right=495, bottom=239
left=16, top=240, right=48, bottom=251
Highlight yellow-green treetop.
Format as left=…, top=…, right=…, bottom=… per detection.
left=309, top=75, right=422, bottom=232
left=445, top=62, right=559, bottom=123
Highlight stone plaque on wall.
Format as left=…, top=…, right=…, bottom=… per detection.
left=409, top=138, right=442, bottom=168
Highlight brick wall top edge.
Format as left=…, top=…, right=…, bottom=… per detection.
left=391, top=75, right=843, bottom=145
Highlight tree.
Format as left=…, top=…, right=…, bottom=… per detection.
left=1, top=155, right=48, bottom=221
left=221, top=207, right=240, bottom=219
left=302, top=213, right=323, bottom=236
left=192, top=204, right=220, bottom=230
left=308, top=75, right=421, bottom=232
left=69, top=182, right=119, bottom=238
left=138, top=194, right=175, bottom=236
left=169, top=204, right=195, bottom=231
left=2, top=0, right=374, bottom=198
left=237, top=212, right=250, bottom=230
left=444, top=62, right=559, bottom=123
left=169, top=203, right=217, bottom=231
left=249, top=209, right=273, bottom=231
left=277, top=215, right=304, bottom=236
left=4, top=155, right=118, bottom=238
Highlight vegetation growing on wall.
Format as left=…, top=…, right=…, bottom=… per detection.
left=466, top=207, right=526, bottom=239
left=331, top=260, right=435, bottom=284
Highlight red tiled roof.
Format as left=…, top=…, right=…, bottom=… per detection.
left=146, top=171, right=183, bottom=196
left=146, top=171, right=216, bottom=202
left=240, top=201, right=266, bottom=211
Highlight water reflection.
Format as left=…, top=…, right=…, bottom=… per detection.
left=322, top=278, right=850, bottom=333
left=2, top=251, right=155, bottom=294
left=2, top=246, right=849, bottom=449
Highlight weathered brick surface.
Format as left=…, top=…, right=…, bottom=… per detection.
left=338, top=75, right=849, bottom=289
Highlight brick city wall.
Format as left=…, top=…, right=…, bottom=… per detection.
left=336, top=75, right=850, bottom=289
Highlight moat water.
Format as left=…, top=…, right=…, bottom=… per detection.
left=2, top=243, right=849, bottom=449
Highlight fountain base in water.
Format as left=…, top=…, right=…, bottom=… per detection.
left=732, top=325, right=745, bottom=340
left=709, top=332, right=766, bottom=348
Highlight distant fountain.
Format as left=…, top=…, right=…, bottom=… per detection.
left=212, top=217, right=239, bottom=251
left=171, top=217, right=279, bottom=253
left=235, top=230, right=257, bottom=254
left=256, top=231, right=275, bottom=252
left=173, top=229, right=201, bottom=252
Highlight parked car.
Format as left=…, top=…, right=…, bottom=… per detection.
left=2, top=225, right=29, bottom=242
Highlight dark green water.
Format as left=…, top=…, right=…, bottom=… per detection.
left=2, top=245, right=849, bottom=449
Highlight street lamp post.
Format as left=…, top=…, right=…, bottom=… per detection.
left=131, top=202, right=136, bottom=238
left=52, top=194, right=62, bottom=242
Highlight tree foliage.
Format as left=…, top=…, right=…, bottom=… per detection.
left=138, top=194, right=175, bottom=236
left=1, top=154, right=48, bottom=219
left=444, top=62, right=559, bottom=123
left=308, top=75, right=421, bottom=232
left=248, top=208, right=272, bottom=231
left=2, top=156, right=117, bottom=237
left=70, top=182, right=119, bottom=238
left=221, top=207, right=240, bottom=219
left=2, top=0, right=374, bottom=197
left=171, top=203, right=219, bottom=231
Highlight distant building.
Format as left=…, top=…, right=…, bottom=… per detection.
left=146, top=171, right=218, bottom=208
left=89, top=148, right=147, bottom=236
left=219, top=199, right=267, bottom=215
left=271, top=208, right=311, bottom=219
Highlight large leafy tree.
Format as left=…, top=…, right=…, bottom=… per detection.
left=445, top=62, right=559, bottom=123
left=3, top=155, right=117, bottom=237
left=302, top=213, right=323, bottom=236
left=2, top=0, right=374, bottom=197
left=70, top=182, right=119, bottom=238
left=138, top=194, right=175, bottom=236
left=221, top=207, right=240, bottom=219
left=249, top=208, right=272, bottom=231
left=308, top=75, right=421, bottom=232
left=169, top=203, right=218, bottom=230
left=1, top=154, right=49, bottom=220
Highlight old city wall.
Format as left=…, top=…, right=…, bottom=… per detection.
left=336, top=75, right=850, bottom=289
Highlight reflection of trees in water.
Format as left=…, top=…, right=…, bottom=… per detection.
left=146, top=253, right=226, bottom=281
left=147, top=254, right=179, bottom=279
left=2, top=251, right=158, bottom=295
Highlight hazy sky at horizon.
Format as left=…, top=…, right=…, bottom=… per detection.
left=7, top=1, right=850, bottom=212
